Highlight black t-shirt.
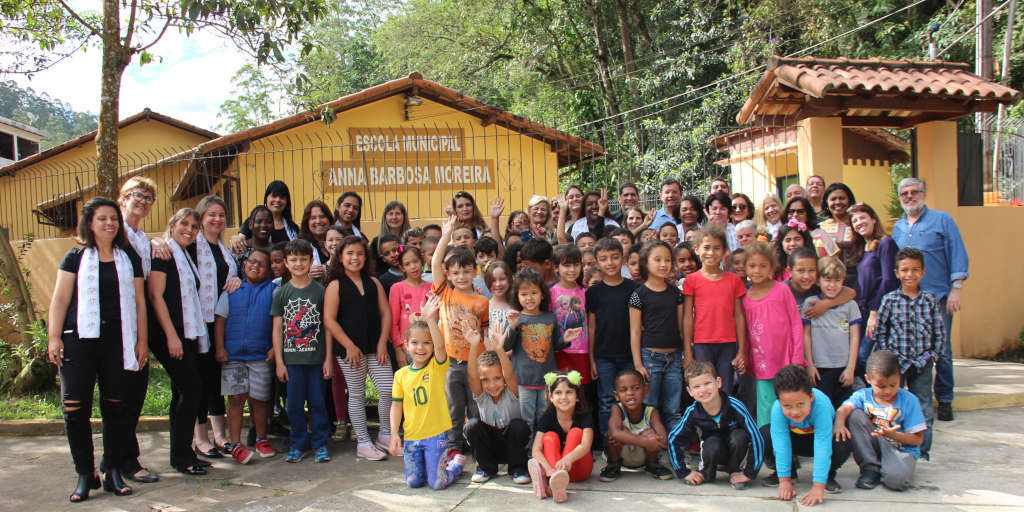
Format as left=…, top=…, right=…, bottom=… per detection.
left=59, top=247, right=144, bottom=333
left=209, top=241, right=229, bottom=289
left=536, top=408, right=595, bottom=446
left=151, top=250, right=200, bottom=341
left=628, top=284, right=684, bottom=350
left=585, top=279, right=638, bottom=359
left=378, top=270, right=403, bottom=297
left=786, top=280, right=821, bottom=308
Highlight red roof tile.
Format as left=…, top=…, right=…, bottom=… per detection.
left=737, top=56, right=1021, bottom=125
left=771, top=56, right=1019, bottom=100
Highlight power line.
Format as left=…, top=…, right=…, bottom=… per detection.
left=568, top=0, right=929, bottom=131
left=936, top=0, right=1011, bottom=58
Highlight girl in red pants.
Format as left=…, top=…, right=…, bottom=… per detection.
left=527, top=371, right=594, bottom=502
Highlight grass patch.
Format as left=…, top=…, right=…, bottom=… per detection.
left=0, top=362, right=173, bottom=419
left=0, top=363, right=381, bottom=419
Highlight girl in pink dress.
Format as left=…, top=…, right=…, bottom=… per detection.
left=740, top=241, right=805, bottom=427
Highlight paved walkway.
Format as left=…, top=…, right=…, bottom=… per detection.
left=1, top=359, right=1022, bottom=511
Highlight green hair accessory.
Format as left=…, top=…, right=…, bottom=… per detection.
left=544, top=370, right=582, bottom=387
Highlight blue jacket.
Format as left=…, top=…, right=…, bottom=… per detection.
left=223, top=280, right=277, bottom=360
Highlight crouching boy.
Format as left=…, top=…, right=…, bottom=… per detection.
left=214, top=248, right=278, bottom=463
left=464, top=325, right=531, bottom=485
left=833, top=350, right=925, bottom=491
left=600, top=369, right=673, bottom=482
left=667, top=360, right=763, bottom=489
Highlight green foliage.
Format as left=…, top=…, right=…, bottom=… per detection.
left=887, top=162, right=912, bottom=220
left=215, top=0, right=993, bottom=194
left=0, top=81, right=98, bottom=150
left=0, top=361, right=173, bottom=419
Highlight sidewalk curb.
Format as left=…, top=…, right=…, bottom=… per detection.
left=0, top=416, right=168, bottom=436
left=953, top=393, right=1024, bottom=411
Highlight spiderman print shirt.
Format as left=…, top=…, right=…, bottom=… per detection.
left=271, top=280, right=326, bottom=365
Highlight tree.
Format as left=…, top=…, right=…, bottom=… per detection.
left=1, top=0, right=328, bottom=199
left=0, top=80, right=98, bottom=149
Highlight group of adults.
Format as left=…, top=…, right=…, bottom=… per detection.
left=44, top=169, right=967, bottom=503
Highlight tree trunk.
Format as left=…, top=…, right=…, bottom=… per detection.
left=578, top=0, right=623, bottom=136
left=0, top=227, right=36, bottom=347
left=96, top=0, right=127, bottom=200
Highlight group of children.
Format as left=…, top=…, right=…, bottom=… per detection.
left=216, top=193, right=944, bottom=506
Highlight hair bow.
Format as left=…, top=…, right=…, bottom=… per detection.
left=396, top=244, right=406, bottom=255
left=787, top=218, right=807, bottom=232
left=544, top=370, right=582, bottom=388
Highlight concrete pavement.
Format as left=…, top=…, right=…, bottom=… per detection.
left=0, top=405, right=1022, bottom=511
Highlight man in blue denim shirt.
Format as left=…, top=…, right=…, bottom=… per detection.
left=891, top=177, right=968, bottom=422
left=648, top=178, right=683, bottom=231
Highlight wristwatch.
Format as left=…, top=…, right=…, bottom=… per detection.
left=951, top=281, right=963, bottom=289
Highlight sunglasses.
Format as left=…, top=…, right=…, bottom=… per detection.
left=788, top=208, right=807, bottom=215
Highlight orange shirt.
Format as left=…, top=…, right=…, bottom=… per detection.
left=432, top=279, right=490, bottom=361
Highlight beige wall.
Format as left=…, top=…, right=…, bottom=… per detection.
left=915, top=121, right=1021, bottom=357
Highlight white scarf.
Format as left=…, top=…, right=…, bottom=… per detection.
left=123, top=222, right=152, bottom=278
left=167, top=238, right=210, bottom=352
left=76, top=247, right=139, bottom=370
left=195, top=234, right=237, bottom=323
left=284, top=220, right=298, bottom=241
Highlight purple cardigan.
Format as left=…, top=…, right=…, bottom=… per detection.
left=856, top=236, right=899, bottom=317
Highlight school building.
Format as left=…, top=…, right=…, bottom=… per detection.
left=0, top=73, right=603, bottom=309
left=713, top=56, right=1022, bottom=358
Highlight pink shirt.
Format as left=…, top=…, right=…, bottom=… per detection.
left=389, top=280, right=432, bottom=346
left=742, top=282, right=805, bottom=380
left=550, top=283, right=588, bottom=354
left=682, top=271, right=746, bottom=343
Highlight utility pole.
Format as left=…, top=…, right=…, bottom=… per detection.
left=978, top=0, right=995, bottom=194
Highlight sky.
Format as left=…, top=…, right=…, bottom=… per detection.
left=9, top=7, right=253, bottom=134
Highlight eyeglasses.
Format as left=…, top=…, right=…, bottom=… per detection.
left=788, top=208, right=807, bottom=215
left=734, top=204, right=749, bottom=210
left=899, top=189, right=922, bottom=198
left=131, top=191, right=155, bottom=204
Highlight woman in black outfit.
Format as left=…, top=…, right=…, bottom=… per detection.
left=48, top=197, right=146, bottom=502
left=148, top=208, right=210, bottom=475
left=192, top=195, right=241, bottom=458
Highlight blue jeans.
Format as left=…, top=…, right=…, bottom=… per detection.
left=404, top=431, right=462, bottom=489
left=640, top=348, right=683, bottom=429
left=903, top=360, right=934, bottom=459
left=518, top=387, right=547, bottom=432
left=595, top=357, right=635, bottom=436
left=934, top=297, right=955, bottom=404
left=285, top=364, right=329, bottom=451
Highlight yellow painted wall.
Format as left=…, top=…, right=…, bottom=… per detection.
left=797, top=117, right=844, bottom=186
left=915, top=120, right=1022, bottom=357
left=842, top=161, right=892, bottom=221
left=729, top=152, right=798, bottom=206
left=0, top=119, right=215, bottom=241
left=232, top=95, right=560, bottom=239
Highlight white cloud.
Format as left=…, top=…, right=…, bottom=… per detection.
left=10, top=24, right=251, bottom=134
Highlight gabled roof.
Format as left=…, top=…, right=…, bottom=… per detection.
left=185, top=72, right=604, bottom=168
left=0, top=108, right=219, bottom=177
left=737, top=56, right=1021, bottom=127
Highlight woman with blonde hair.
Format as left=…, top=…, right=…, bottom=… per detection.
left=149, top=208, right=212, bottom=475
left=193, top=195, right=242, bottom=460
left=109, top=176, right=164, bottom=484
left=759, top=194, right=784, bottom=240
